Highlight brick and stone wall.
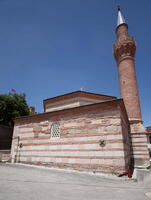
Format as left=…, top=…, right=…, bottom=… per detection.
left=43, top=91, right=116, bottom=112
left=45, top=97, right=103, bottom=112
left=120, top=109, right=132, bottom=170
left=131, top=133, right=149, bottom=166
left=11, top=100, right=131, bottom=174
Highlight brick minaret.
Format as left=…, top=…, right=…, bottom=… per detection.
left=114, top=7, right=149, bottom=167
left=114, top=7, right=142, bottom=121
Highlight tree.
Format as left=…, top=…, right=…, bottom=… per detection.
left=0, top=93, right=30, bottom=127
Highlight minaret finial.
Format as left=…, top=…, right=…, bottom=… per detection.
left=117, top=6, right=126, bottom=27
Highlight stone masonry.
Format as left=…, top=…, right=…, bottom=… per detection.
left=11, top=99, right=132, bottom=174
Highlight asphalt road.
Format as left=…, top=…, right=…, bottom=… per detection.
left=0, top=163, right=151, bottom=200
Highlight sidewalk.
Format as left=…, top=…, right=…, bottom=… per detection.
left=0, top=163, right=150, bottom=200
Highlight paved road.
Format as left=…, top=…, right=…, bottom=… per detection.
left=0, top=164, right=151, bottom=200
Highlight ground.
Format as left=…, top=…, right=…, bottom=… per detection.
left=0, top=164, right=151, bottom=200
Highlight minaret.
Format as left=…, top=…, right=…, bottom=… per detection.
left=114, top=6, right=142, bottom=122
left=114, top=6, right=149, bottom=167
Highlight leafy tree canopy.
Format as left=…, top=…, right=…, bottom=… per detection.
left=0, top=93, right=30, bottom=127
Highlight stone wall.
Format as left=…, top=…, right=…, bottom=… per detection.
left=11, top=101, right=131, bottom=174
left=43, top=91, right=116, bottom=112
left=45, top=97, right=113, bottom=113
left=120, top=109, right=133, bottom=174
left=131, top=132, right=149, bottom=166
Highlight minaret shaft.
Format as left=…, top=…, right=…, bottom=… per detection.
left=118, top=56, right=142, bottom=119
left=114, top=6, right=149, bottom=168
left=114, top=23, right=142, bottom=120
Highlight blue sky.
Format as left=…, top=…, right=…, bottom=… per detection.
left=0, top=0, right=151, bottom=126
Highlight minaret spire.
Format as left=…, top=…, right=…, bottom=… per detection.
left=117, top=6, right=126, bottom=27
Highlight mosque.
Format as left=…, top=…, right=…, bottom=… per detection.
left=11, top=8, right=150, bottom=176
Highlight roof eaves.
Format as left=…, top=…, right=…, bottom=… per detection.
left=43, top=90, right=117, bottom=102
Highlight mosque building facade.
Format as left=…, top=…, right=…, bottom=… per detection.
left=11, top=8, right=150, bottom=176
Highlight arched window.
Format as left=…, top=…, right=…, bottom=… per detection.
left=51, top=123, right=60, bottom=138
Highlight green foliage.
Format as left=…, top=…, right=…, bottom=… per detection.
left=0, top=93, right=30, bottom=127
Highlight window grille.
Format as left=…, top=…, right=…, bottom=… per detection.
left=51, top=123, right=60, bottom=138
